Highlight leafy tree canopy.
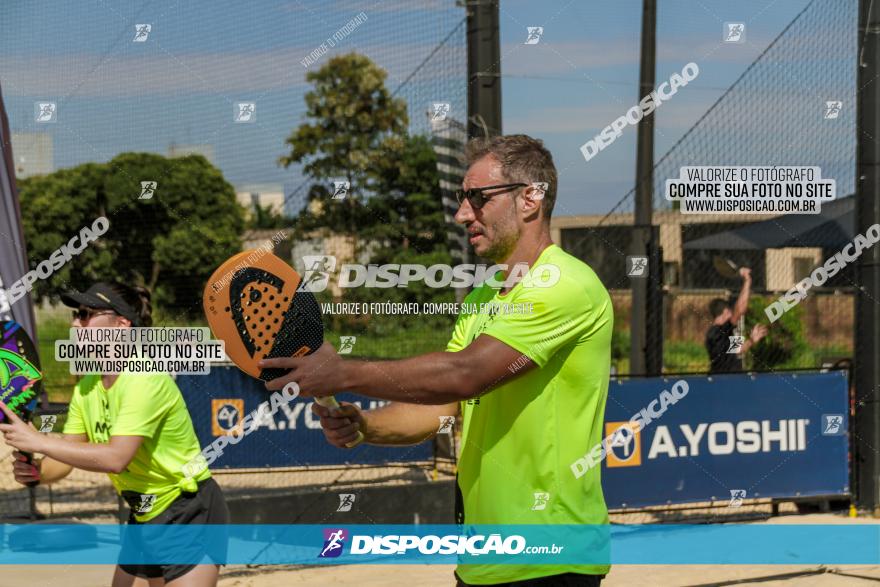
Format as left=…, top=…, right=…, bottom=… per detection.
left=281, top=52, right=457, bottom=324
left=18, top=153, right=245, bottom=315
left=282, top=52, right=450, bottom=261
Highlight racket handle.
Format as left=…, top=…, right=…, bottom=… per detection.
left=22, top=451, right=39, bottom=488
left=314, top=396, right=364, bottom=448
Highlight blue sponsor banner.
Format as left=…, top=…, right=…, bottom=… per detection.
left=1, top=524, right=878, bottom=565
left=177, top=369, right=848, bottom=501
left=176, top=367, right=432, bottom=467
left=599, top=371, right=849, bottom=508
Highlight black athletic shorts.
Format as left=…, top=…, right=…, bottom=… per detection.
left=118, top=477, right=230, bottom=583
left=455, top=572, right=604, bottom=587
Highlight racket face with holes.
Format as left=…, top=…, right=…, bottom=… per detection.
left=0, top=320, right=43, bottom=424
left=203, top=251, right=324, bottom=382
left=712, top=255, right=740, bottom=279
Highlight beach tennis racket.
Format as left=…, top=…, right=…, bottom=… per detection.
left=202, top=251, right=363, bottom=447
left=0, top=320, right=44, bottom=487
left=712, top=256, right=740, bottom=280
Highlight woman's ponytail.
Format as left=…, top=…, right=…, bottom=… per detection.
left=108, top=282, right=153, bottom=327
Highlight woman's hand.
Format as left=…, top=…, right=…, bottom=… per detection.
left=0, top=401, right=46, bottom=454
left=11, top=450, right=41, bottom=485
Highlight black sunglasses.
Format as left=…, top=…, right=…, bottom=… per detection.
left=454, top=183, right=528, bottom=209
left=72, top=307, right=116, bottom=322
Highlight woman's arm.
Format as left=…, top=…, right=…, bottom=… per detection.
left=39, top=434, right=143, bottom=475
left=0, top=401, right=143, bottom=475
left=12, top=435, right=85, bottom=485
left=35, top=455, right=75, bottom=484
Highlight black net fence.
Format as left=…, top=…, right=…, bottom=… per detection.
left=0, top=0, right=465, bottom=520
left=560, top=0, right=858, bottom=375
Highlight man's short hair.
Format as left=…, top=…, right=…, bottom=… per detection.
left=709, top=298, right=731, bottom=319
left=465, top=134, right=558, bottom=221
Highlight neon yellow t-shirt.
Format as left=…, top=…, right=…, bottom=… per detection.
left=447, top=244, right=613, bottom=584
left=62, top=373, right=210, bottom=522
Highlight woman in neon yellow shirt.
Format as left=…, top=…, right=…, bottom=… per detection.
left=1, top=281, right=228, bottom=587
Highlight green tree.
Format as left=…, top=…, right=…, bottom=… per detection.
left=280, top=52, right=408, bottom=236
left=281, top=53, right=457, bottom=337
left=282, top=53, right=450, bottom=261
left=18, top=153, right=246, bottom=315
left=364, top=133, right=449, bottom=254
left=18, top=163, right=117, bottom=291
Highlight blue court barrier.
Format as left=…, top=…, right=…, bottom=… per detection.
left=176, top=367, right=432, bottom=467
left=177, top=368, right=849, bottom=508
left=598, top=371, right=850, bottom=508
left=1, top=524, right=878, bottom=565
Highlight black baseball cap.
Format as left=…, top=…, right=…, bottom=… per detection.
left=60, top=282, right=141, bottom=326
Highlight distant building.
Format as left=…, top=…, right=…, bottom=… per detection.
left=551, top=210, right=825, bottom=292
left=238, top=227, right=377, bottom=299
left=241, top=228, right=294, bottom=262
left=235, top=183, right=286, bottom=217
left=290, top=232, right=378, bottom=298
left=11, top=132, right=53, bottom=178
left=552, top=208, right=853, bottom=351
left=429, top=115, right=469, bottom=267
left=167, top=144, right=215, bottom=164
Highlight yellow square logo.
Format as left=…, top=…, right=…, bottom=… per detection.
left=605, top=421, right=641, bottom=467
left=211, top=399, right=244, bottom=436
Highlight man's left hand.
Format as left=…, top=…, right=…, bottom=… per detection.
left=260, top=342, right=344, bottom=398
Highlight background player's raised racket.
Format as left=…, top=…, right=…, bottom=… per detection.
left=0, top=320, right=44, bottom=487
left=203, top=251, right=363, bottom=447
left=712, top=255, right=741, bottom=280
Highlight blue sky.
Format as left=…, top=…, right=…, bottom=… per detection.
left=1, top=0, right=829, bottom=217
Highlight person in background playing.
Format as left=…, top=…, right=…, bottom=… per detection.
left=705, top=267, right=769, bottom=373
left=262, top=135, right=613, bottom=586
left=1, top=282, right=228, bottom=587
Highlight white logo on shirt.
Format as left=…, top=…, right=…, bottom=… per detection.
left=135, top=494, right=157, bottom=513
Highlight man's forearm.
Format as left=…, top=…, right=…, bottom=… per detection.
left=340, top=352, right=478, bottom=404
left=363, top=402, right=459, bottom=445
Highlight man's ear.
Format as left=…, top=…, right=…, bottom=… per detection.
left=527, top=182, right=548, bottom=202
left=116, top=316, right=132, bottom=328
left=519, top=182, right=547, bottom=218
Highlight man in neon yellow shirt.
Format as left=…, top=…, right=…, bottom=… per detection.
left=264, top=134, right=613, bottom=586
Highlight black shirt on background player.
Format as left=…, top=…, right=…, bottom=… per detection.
left=705, top=321, right=743, bottom=373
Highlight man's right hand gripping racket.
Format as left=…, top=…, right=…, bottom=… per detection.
left=203, top=251, right=363, bottom=447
